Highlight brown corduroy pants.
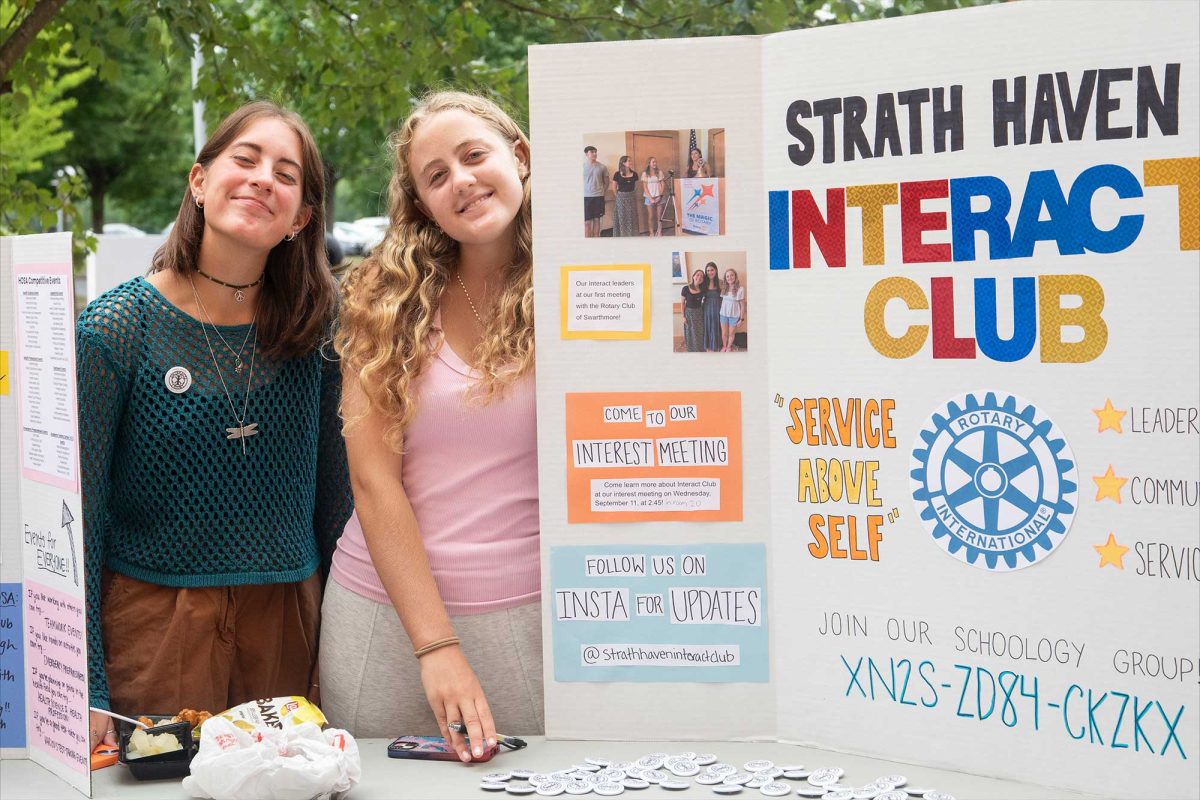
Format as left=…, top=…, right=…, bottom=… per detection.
left=102, top=569, right=322, bottom=716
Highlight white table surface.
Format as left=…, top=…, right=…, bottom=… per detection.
left=2, top=737, right=1104, bottom=800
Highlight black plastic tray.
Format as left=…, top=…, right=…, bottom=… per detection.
left=117, top=717, right=195, bottom=781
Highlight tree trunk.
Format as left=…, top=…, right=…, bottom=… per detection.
left=324, top=164, right=339, bottom=228
left=90, top=174, right=107, bottom=234
left=0, top=0, right=70, bottom=84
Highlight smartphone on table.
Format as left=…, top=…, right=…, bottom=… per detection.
left=387, top=735, right=499, bottom=762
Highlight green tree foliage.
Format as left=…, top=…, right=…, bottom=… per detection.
left=59, top=41, right=192, bottom=233
left=0, top=0, right=90, bottom=237
left=4, top=0, right=995, bottom=235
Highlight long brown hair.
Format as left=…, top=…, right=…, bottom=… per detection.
left=152, top=100, right=335, bottom=359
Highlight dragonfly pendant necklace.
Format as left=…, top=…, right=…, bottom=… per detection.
left=189, top=278, right=259, bottom=454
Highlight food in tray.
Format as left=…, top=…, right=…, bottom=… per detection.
left=138, top=708, right=213, bottom=731
left=126, top=728, right=184, bottom=759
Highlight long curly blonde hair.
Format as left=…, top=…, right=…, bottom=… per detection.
left=336, top=91, right=534, bottom=451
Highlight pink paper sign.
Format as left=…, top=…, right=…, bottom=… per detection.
left=23, top=580, right=88, bottom=774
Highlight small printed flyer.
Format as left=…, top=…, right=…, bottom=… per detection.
left=564, top=391, right=743, bottom=523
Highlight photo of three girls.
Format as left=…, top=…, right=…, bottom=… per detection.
left=676, top=253, right=746, bottom=353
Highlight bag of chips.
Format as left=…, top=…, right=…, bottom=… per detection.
left=215, top=696, right=327, bottom=734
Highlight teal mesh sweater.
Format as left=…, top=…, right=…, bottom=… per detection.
left=77, top=277, right=352, bottom=710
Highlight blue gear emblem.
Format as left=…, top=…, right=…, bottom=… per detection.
left=910, top=391, right=1077, bottom=571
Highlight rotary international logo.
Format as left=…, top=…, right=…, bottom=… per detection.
left=910, top=391, right=1077, bottom=571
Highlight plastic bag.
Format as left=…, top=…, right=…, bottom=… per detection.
left=182, top=716, right=360, bottom=800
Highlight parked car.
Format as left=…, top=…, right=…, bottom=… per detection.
left=332, top=221, right=368, bottom=256
left=353, top=216, right=389, bottom=255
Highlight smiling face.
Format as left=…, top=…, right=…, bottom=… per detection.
left=190, top=117, right=310, bottom=254
left=408, top=108, right=528, bottom=248
left=691, top=269, right=705, bottom=288
left=706, top=264, right=718, bottom=281
left=691, top=148, right=702, bottom=166
left=725, top=269, right=737, bottom=286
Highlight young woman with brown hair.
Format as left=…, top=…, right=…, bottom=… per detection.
left=79, top=100, right=351, bottom=749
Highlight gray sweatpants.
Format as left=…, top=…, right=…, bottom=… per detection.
left=318, top=578, right=545, bottom=738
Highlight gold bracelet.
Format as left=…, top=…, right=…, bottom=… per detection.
left=414, top=635, right=460, bottom=658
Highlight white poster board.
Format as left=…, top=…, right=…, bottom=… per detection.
left=85, top=233, right=165, bottom=302
left=1, top=232, right=91, bottom=796
left=530, top=3, right=1199, bottom=798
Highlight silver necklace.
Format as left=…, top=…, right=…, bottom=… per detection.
left=189, top=278, right=259, bottom=453
left=191, top=282, right=257, bottom=373
left=454, top=271, right=485, bottom=327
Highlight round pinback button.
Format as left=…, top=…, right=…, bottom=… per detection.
left=903, top=791, right=932, bottom=798
left=593, top=783, right=625, bottom=797
left=697, top=773, right=724, bottom=785
left=536, top=780, right=566, bottom=797
left=661, top=781, right=691, bottom=791
left=695, top=754, right=718, bottom=766
left=512, top=770, right=536, bottom=780
left=710, top=764, right=737, bottom=776
left=564, top=782, right=592, bottom=795
left=921, top=793, right=955, bottom=800
left=485, top=772, right=513, bottom=783
left=724, top=773, right=754, bottom=786
left=528, top=774, right=550, bottom=786
left=713, top=787, right=744, bottom=796
left=757, top=768, right=785, bottom=780
left=481, top=781, right=508, bottom=792
left=744, top=760, right=774, bottom=773
left=622, top=778, right=649, bottom=790
left=641, top=770, right=667, bottom=784
left=760, top=783, right=793, bottom=798
left=876, top=792, right=910, bottom=800
left=822, top=791, right=854, bottom=800
left=506, top=787, right=537, bottom=796
left=585, top=757, right=611, bottom=767
left=783, top=771, right=811, bottom=781
left=668, top=759, right=700, bottom=777
left=795, top=789, right=827, bottom=798
left=573, top=763, right=601, bottom=773
left=807, top=769, right=843, bottom=786
left=164, top=366, right=192, bottom=394
left=877, top=776, right=906, bottom=788
left=746, top=777, right=769, bottom=789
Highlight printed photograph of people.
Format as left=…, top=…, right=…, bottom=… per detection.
left=581, top=129, right=725, bottom=237
left=672, top=251, right=746, bottom=353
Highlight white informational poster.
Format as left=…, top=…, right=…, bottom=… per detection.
left=0, top=233, right=91, bottom=796
left=530, top=3, right=1198, bottom=798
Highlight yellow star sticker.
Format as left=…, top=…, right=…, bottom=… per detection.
left=1093, top=465, right=1128, bottom=503
left=1092, top=399, right=1126, bottom=433
left=1094, top=533, right=1130, bottom=569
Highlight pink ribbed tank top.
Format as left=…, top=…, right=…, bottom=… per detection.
left=330, top=323, right=539, bottom=615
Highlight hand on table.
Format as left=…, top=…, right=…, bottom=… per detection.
left=89, top=709, right=118, bottom=751
left=419, top=645, right=495, bottom=762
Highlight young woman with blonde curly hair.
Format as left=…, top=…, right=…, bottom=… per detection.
left=320, top=91, right=539, bottom=758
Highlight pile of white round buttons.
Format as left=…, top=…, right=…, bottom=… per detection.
left=476, top=753, right=957, bottom=797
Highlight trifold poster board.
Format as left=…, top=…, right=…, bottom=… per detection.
left=0, top=233, right=91, bottom=796
left=529, top=2, right=1199, bottom=798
